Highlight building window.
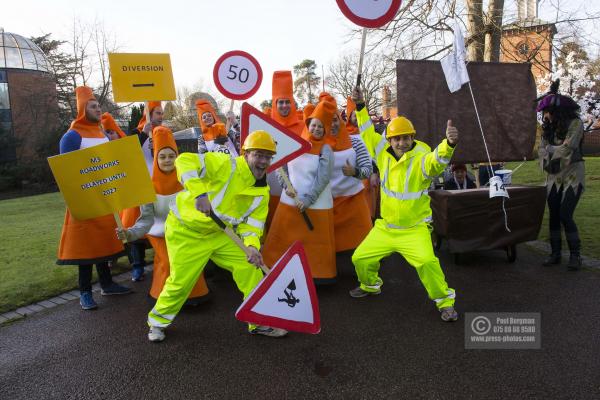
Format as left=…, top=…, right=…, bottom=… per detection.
left=0, top=82, right=10, bottom=109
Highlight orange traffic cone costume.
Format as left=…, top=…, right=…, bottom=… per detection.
left=196, top=99, right=238, bottom=156
left=101, top=113, right=127, bottom=138
left=266, top=71, right=305, bottom=230
left=327, top=101, right=372, bottom=252
left=345, top=96, right=358, bottom=135
left=263, top=101, right=336, bottom=282
left=101, top=112, right=126, bottom=138
left=303, top=103, right=315, bottom=121
left=195, top=99, right=226, bottom=142
left=57, top=87, right=126, bottom=265
left=121, top=101, right=163, bottom=229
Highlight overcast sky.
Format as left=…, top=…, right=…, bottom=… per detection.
left=3, top=0, right=599, bottom=109
left=2, top=0, right=358, bottom=107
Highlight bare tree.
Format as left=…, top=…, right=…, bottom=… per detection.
left=326, top=52, right=395, bottom=112
left=163, top=83, right=230, bottom=132
left=351, top=0, right=600, bottom=65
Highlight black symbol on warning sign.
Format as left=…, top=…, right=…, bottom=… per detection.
left=278, top=279, right=300, bottom=308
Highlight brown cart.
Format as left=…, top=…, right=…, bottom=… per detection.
left=429, top=186, right=546, bottom=263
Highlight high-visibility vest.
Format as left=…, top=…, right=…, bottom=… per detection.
left=171, top=152, right=268, bottom=249
left=356, top=107, right=455, bottom=229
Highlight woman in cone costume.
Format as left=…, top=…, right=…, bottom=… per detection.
left=121, top=101, right=163, bottom=281
left=262, top=100, right=337, bottom=283
left=117, top=126, right=209, bottom=303
left=321, top=94, right=372, bottom=252
left=195, top=99, right=237, bottom=156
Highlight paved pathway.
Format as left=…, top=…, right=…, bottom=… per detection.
left=1, top=245, right=599, bottom=399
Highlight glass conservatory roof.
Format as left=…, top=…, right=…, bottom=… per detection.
left=0, top=29, right=51, bottom=72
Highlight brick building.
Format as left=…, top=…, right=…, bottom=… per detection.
left=0, top=29, right=59, bottom=166
left=500, top=0, right=556, bottom=84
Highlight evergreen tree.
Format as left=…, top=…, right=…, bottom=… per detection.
left=128, top=104, right=144, bottom=134
left=293, top=59, right=321, bottom=105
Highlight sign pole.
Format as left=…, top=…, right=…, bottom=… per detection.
left=209, top=210, right=270, bottom=274
left=277, top=167, right=314, bottom=230
left=144, top=101, right=153, bottom=140
left=113, top=213, right=127, bottom=244
left=356, top=28, right=368, bottom=88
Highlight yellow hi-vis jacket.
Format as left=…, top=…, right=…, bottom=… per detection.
left=171, top=152, right=269, bottom=249
left=357, top=107, right=455, bottom=228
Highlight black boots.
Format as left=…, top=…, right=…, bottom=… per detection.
left=566, top=231, right=582, bottom=271
left=542, top=231, right=562, bottom=266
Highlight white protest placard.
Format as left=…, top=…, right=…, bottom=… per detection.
left=235, top=241, right=320, bottom=334
left=336, top=0, right=402, bottom=28
left=213, top=50, right=262, bottom=100
left=240, top=102, right=310, bottom=172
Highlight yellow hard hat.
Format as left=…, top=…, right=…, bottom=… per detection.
left=242, top=130, right=277, bottom=154
left=386, top=116, right=416, bottom=138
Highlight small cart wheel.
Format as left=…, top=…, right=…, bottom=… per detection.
left=506, top=245, right=517, bottom=263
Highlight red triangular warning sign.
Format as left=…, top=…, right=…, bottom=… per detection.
left=240, top=103, right=310, bottom=173
left=235, top=241, right=320, bottom=334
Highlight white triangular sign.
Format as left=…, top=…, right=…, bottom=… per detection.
left=235, top=241, right=320, bottom=334
left=240, top=103, right=310, bottom=172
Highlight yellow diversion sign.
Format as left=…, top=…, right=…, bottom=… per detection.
left=48, top=136, right=156, bottom=220
left=109, top=53, right=176, bottom=102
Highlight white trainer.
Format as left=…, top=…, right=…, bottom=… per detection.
left=249, top=325, right=288, bottom=338
left=148, top=326, right=166, bottom=342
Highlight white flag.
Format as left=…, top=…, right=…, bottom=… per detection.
left=441, top=20, right=470, bottom=93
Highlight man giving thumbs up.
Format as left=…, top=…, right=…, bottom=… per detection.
left=349, top=86, right=459, bottom=322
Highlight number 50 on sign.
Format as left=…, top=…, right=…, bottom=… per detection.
left=213, top=50, right=263, bottom=100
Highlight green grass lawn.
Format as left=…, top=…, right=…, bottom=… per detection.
left=506, top=158, right=600, bottom=260
left=0, top=192, right=134, bottom=313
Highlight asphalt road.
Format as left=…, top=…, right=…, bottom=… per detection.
left=1, top=245, right=599, bottom=399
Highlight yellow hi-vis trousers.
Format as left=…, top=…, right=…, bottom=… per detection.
left=352, top=219, right=456, bottom=309
left=147, top=215, right=264, bottom=329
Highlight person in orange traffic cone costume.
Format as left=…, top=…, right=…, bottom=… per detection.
left=265, top=71, right=305, bottom=232
left=321, top=94, right=373, bottom=252
left=57, top=86, right=131, bottom=310
left=262, top=100, right=337, bottom=283
left=195, top=99, right=237, bottom=156
left=117, top=126, right=209, bottom=303
left=101, top=112, right=126, bottom=140
left=122, top=101, right=164, bottom=281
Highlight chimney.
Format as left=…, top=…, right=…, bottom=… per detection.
left=527, top=0, right=538, bottom=19
left=517, top=0, right=526, bottom=20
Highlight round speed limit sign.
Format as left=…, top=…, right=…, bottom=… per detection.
left=336, top=0, right=402, bottom=28
left=213, top=50, right=263, bottom=100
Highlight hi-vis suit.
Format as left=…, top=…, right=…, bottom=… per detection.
left=147, top=152, right=268, bottom=329
left=353, top=108, right=456, bottom=309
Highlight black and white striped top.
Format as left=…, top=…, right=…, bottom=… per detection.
left=351, top=135, right=373, bottom=180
